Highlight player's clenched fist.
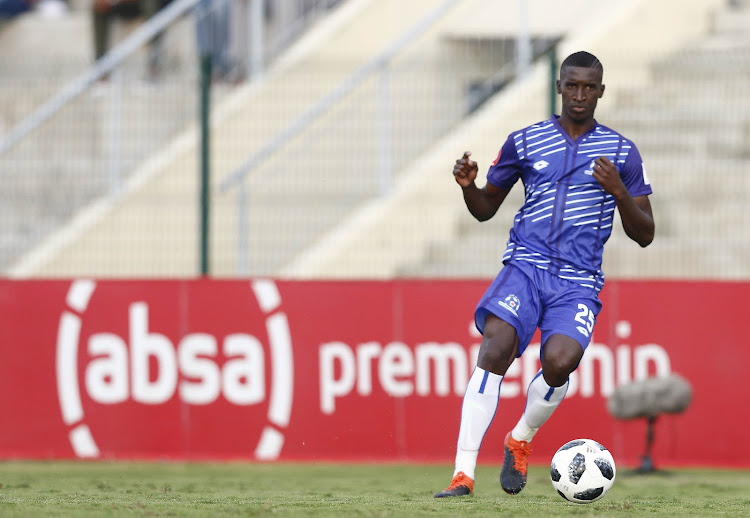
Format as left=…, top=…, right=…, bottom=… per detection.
left=454, top=151, right=478, bottom=188
left=592, top=156, right=626, bottom=199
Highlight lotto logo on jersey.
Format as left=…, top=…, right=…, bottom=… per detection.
left=584, top=160, right=596, bottom=175
left=55, top=279, right=293, bottom=460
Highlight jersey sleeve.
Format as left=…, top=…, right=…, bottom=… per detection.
left=620, top=142, right=652, bottom=197
left=486, top=134, right=522, bottom=189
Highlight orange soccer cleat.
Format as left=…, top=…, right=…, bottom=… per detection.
left=500, top=432, right=533, bottom=495
left=434, top=471, right=474, bottom=498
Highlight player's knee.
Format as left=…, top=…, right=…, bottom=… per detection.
left=476, top=316, right=518, bottom=375
left=542, top=367, right=570, bottom=388
left=541, top=340, right=583, bottom=386
left=477, top=346, right=515, bottom=375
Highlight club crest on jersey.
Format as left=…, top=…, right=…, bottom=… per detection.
left=498, top=294, right=521, bottom=316
left=533, top=160, right=549, bottom=171
left=491, top=149, right=502, bottom=166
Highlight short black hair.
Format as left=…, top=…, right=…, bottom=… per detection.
left=560, top=51, right=603, bottom=76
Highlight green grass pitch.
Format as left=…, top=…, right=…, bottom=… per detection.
left=0, top=460, right=749, bottom=517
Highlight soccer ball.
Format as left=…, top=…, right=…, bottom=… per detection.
left=550, top=438, right=616, bottom=504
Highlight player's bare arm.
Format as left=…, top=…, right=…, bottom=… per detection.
left=454, top=151, right=511, bottom=222
left=592, top=156, right=654, bottom=247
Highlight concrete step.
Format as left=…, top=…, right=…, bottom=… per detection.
left=609, top=126, right=750, bottom=158
left=0, top=11, right=91, bottom=78
left=603, top=234, right=750, bottom=279
left=650, top=47, right=750, bottom=80
left=611, top=82, right=749, bottom=111
left=607, top=97, right=750, bottom=120
left=644, top=157, right=750, bottom=197
left=653, top=199, right=750, bottom=240
left=711, top=5, right=750, bottom=38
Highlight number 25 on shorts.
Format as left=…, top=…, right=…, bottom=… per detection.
left=575, top=303, right=595, bottom=338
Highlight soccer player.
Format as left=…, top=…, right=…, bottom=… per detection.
left=434, top=51, right=654, bottom=498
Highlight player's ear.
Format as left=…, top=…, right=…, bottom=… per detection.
left=556, top=79, right=562, bottom=94
left=599, top=84, right=605, bottom=98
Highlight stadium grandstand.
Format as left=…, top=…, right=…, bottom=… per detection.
left=1, top=0, right=748, bottom=281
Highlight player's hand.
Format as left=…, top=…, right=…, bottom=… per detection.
left=453, top=151, right=478, bottom=189
left=592, top=156, right=626, bottom=199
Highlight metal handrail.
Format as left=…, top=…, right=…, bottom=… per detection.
left=0, top=0, right=200, bottom=159
left=218, top=0, right=462, bottom=193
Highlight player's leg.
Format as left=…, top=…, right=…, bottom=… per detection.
left=500, top=335, right=581, bottom=495
left=436, top=265, right=538, bottom=498
left=435, top=315, right=518, bottom=498
left=512, top=334, right=582, bottom=441
left=459, top=319, right=519, bottom=471
left=501, top=276, right=600, bottom=495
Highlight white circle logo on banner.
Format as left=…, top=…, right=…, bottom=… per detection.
left=55, top=279, right=294, bottom=460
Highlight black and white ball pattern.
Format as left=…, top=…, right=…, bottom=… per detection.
left=550, top=438, right=616, bottom=504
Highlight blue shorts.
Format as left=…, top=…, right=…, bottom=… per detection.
left=474, top=262, right=602, bottom=357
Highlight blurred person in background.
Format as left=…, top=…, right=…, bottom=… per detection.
left=0, top=0, right=33, bottom=20
left=92, top=0, right=171, bottom=80
left=194, top=0, right=233, bottom=82
left=435, top=51, right=654, bottom=498
left=0, top=0, right=67, bottom=23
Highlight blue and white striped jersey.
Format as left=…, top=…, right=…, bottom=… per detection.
left=487, top=116, right=652, bottom=292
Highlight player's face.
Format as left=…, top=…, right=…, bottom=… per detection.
left=557, top=66, right=605, bottom=124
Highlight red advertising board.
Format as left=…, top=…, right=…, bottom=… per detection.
left=0, top=279, right=747, bottom=468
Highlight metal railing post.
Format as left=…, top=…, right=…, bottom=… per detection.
left=200, top=54, right=212, bottom=276
left=549, top=47, right=558, bottom=116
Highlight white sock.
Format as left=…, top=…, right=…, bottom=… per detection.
left=511, top=370, right=568, bottom=443
left=454, top=367, right=503, bottom=480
